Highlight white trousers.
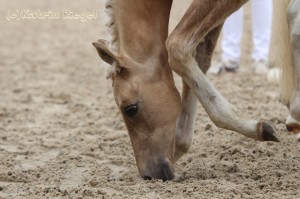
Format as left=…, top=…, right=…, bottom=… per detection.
left=222, top=0, right=273, bottom=63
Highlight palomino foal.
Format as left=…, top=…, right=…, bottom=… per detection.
left=94, top=0, right=279, bottom=181
left=94, top=0, right=181, bottom=181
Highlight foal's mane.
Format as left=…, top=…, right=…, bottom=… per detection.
left=103, top=0, right=119, bottom=78
left=104, top=0, right=120, bottom=52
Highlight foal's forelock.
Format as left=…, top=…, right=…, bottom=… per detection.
left=103, top=0, right=120, bottom=79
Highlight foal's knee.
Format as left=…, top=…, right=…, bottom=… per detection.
left=166, top=36, right=192, bottom=77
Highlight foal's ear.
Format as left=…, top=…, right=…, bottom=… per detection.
left=92, top=39, right=121, bottom=66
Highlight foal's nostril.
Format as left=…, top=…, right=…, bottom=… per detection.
left=143, top=176, right=152, bottom=180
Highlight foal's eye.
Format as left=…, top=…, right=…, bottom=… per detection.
left=124, top=103, right=139, bottom=117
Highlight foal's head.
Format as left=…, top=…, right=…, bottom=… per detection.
left=93, top=40, right=181, bottom=181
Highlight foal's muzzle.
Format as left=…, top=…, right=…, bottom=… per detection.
left=141, top=159, right=175, bottom=181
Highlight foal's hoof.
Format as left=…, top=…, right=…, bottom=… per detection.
left=286, top=115, right=300, bottom=134
left=258, top=122, right=280, bottom=142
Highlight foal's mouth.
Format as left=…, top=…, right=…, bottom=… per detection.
left=141, top=159, right=175, bottom=181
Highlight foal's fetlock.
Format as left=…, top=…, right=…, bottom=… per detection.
left=257, top=121, right=280, bottom=142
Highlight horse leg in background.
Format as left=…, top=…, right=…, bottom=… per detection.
left=174, top=25, right=223, bottom=162
left=286, top=0, right=300, bottom=140
left=167, top=0, right=279, bottom=142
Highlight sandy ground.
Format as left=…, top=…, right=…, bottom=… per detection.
left=0, top=0, right=300, bottom=198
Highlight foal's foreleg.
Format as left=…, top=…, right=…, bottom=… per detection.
left=174, top=81, right=197, bottom=161
left=167, top=0, right=279, bottom=142
left=174, top=25, right=222, bottom=162
left=286, top=0, right=300, bottom=140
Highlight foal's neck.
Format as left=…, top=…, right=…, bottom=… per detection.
left=114, top=0, right=173, bottom=66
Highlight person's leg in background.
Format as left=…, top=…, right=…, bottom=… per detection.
left=209, top=8, right=244, bottom=74
left=222, top=7, right=244, bottom=70
left=251, top=0, right=273, bottom=74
